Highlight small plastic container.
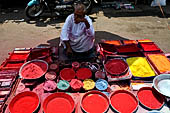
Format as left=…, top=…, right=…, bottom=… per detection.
left=45, top=71, right=57, bottom=81
left=95, top=79, right=108, bottom=91
left=83, top=79, right=95, bottom=91
left=95, top=70, right=105, bottom=79
left=72, top=62, right=80, bottom=71
left=57, top=80, right=70, bottom=91
left=70, top=79, right=83, bottom=91
left=43, top=80, right=57, bottom=92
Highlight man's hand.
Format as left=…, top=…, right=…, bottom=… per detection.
left=66, top=47, right=73, bottom=57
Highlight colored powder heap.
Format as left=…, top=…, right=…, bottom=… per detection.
left=46, top=98, right=73, bottom=113
left=11, top=95, right=39, bottom=113
left=137, top=88, right=164, bottom=109
left=21, top=61, right=47, bottom=79
left=105, top=59, right=128, bottom=75
left=82, top=94, right=108, bottom=113
left=43, top=80, right=57, bottom=91
left=70, top=79, right=83, bottom=91
left=104, top=40, right=122, bottom=45
left=76, top=68, right=92, bottom=80
left=140, top=43, right=160, bottom=51
left=60, top=68, right=75, bottom=81
left=10, top=53, right=28, bottom=60
left=95, top=79, right=108, bottom=91
left=110, top=92, right=138, bottom=113
left=45, top=71, right=56, bottom=80
left=138, top=39, right=152, bottom=42
left=123, top=40, right=138, bottom=45
left=83, top=79, right=95, bottom=90
left=147, top=54, right=170, bottom=74
left=57, top=80, right=70, bottom=90
left=126, top=57, right=155, bottom=77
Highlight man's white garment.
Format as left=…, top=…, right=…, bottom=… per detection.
left=60, top=14, right=95, bottom=52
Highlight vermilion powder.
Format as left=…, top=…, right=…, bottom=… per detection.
left=110, top=92, right=138, bottom=113
left=105, top=59, right=128, bottom=75
left=9, top=53, right=29, bottom=60
left=76, top=68, right=92, bottom=80
left=140, top=43, right=160, bottom=51
left=21, top=62, right=47, bottom=79
left=60, top=68, right=75, bottom=81
left=137, top=88, right=164, bottom=109
left=82, top=94, right=108, bottom=113
left=46, top=98, right=72, bottom=113
left=12, top=96, right=39, bottom=113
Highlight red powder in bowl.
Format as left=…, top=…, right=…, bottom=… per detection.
left=76, top=68, right=92, bottom=80
left=9, top=91, right=39, bottom=113
left=43, top=93, right=75, bottom=113
left=137, top=87, right=164, bottom=109
left=105, top=59, right=128, bottom=75
left=20, top=61, right=48, bottom=79
left=110, top=90, right=138, bottom=113
left=60, top=68, right=76, bottom=81
left=82, top=94, right=109, bottom=113
left=70, top=79, right=83, bottom=91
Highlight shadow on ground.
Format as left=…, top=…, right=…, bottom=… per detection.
left=40, top=31, right=129, bottom=47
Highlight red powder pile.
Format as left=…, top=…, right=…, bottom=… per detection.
left=9, top=53, right=29, bottom=60
left=137, top=88, right=164, bottom=109
left=140, top=42, right=161, bottom=52
left=82, top=94, right=109, bottom=113
left=76, top=68, right=92, bottom=80
left=105, top=59, right=128, bottom=75
left=70, top=79, right=83, bottom=91
left=6, top=62, right=24, bottom=67
left=110, top=92, right=138, bottom=113
left=46, top=98, right=73, bottom=113
left=116, top=44, right=140, bottom=53
left=60, top=68, right=76, bottom=81
left=21, top=61, right=47, bottom=79
left=10, top=95, right=39, bottom=113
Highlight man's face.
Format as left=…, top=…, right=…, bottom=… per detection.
left=74, top=10, right=84, bottom=24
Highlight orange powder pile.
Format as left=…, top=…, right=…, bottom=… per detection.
left=147, top=54, right=170, bottom=74
left=123, top=40, right=138, bottom=45
left=104, top=40, right=122, bottom=45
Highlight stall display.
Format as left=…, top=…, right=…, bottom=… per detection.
left=0, top=40, right=169, bottom=113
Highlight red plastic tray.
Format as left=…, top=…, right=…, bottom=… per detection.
left=115, top=44, right=141, bottom=53
left=139, top=42, right=162, bottom=52
left=8, top=52, right=30, bottom=61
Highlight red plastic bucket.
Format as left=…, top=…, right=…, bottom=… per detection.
left=9, top=91, right=40, bottom=113
left=110, top=90, right=138, bottom=113
left=43, top=92, right=75, bottom=113
left=81, top=90, right=109, bottom=113
left=137, top=87, right=165, bottom=110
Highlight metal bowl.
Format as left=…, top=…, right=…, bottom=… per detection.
left=153, top=74, right=170, bottom=97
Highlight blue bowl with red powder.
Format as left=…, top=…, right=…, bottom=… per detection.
left=95, top=79, right=108, bottom=91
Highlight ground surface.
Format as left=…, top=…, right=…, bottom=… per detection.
left=0, top=4, right=170, bottom=64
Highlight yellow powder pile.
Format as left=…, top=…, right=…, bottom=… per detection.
left=147, top=54, right=170, bottom=73
left=126, top=57, right=156, bottom=77
left=83, top=79, right=95, bottom=90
